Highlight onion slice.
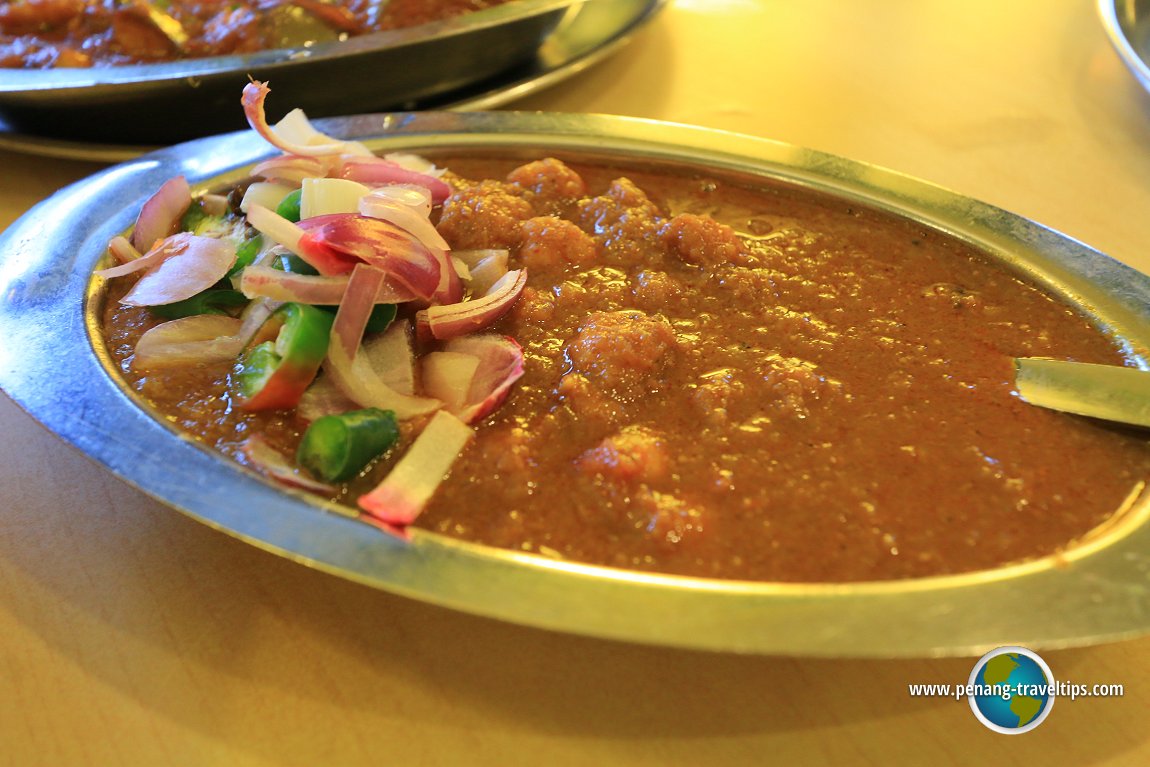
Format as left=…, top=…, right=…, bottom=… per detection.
left=357, top=410, right=475, bottom=528
left=300, top=214, right=441, bottom=300
left=250, top=154, right=329, bottom=185
left=337, top=156, right=452, bottom=203
left=96, top=240, right=173, bottom=279
left=239, top=264, right=418, bottom=305
left=452, top=248, right=509, bottom=269
left=422, top=352, right=481, bottom=414
left=298, top=323, right=419, bottom=422
left=241, top=80, right=371, bottom=158
left=356, top=188, right=460, bottom=304
left=365, top=320, right=417, bottom=395
left=418, top=269, right=527, bottom=341
left=240, top=181, right=297, bottom=214
left=465, top=250, right=510, bottom=296
left=300, top=177, right=371, bottom=219
left=240, top=435, right=336, bottom=495
left=358, top=189, right=449, bottom=251
left=297, top=374, right=358, bottom=423
left=245, top=203, right=358, bottom=276
left=108, top=235, right=144, bottom=265
left=324, top=264, right=441, bottom=419
left=131, top=175, right=191, bottom=253
left=446, top=334, right=526, bottom=424
left=121, top=233, right=237, bottom=306
left=235, top=296, right=282, bottom=346
left=132, top=315, right=245, bottom=370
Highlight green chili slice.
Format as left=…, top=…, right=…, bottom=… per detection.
left=297, top=408, right=400, bottom=483
left=151, top=288, right=249, bottom=319
left=275, top=188, right=303, bottom=223
left=234, top=302, right=333, bottom=410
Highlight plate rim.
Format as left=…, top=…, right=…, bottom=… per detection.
left=0, top=0, right=668, bottom=162
left=0, top=0, right=581, bottom=91
left=1099, top=0, right=1150, bottom=92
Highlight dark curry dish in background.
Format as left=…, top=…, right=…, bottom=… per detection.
left=96, top=90, right=1150, bottom=584
left=0, top=0, right=518, bottom=67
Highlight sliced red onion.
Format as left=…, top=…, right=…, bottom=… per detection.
left=421, top=335, right=525, bottom=424
left=132, top=314, right=245, bottom=371
left=421, top=351, right=481, bottom=414
left=130, top=175, right=191, bottom=253
left=239, top=266, right=349, bottom=304
left=355, top=188, right=460, bottom=304
left=245, top=202, right=304, bottom=250
left=300, top=214, right=441, bottom=300
left=452, top=248, right=509, bottom=269
left=451, top=257, right=471, bottom=281
left=330, top=263, right=385, bottom=354
left=240, top=434, right=336, bottom=495
left=363, top=320, right=417, bottom=395
left=120, top=234, right=237, bottom=306
left=466, top=250, right=510, bottom=297
left=274, top=107, right=373, bottom=158
left=367, top=183, right=433, bottom=214
left=239, top=264, right=418, bottom=305
left=339, top=349, right=442, bottom=420
left=430, top=249, right=464, bottom=306
left=297, top=374, right=358, bottom=423
left=201, top=194, right=230, bottom=216
left=240, top=181, right=297, bottom=214
left=235, top=297, right=283, bottom=346
left=250, top=154, right=329, bottom=185
left=242, top=80, right=371, bottom=158
left=446, top=334, right=526, bottom=424
left=337, top=156, right=452, bottom=203
left=325, top=264, right=441, bottom=419
left=106, top=235, right=145, bottom=266
left=417, top=269, right=527, bottom=341
left=357, top=410, right=474, bottom=527
left=382, top=153, right=446, bottom=179
left=358, top=189, right=448, bottom=251
left=300, top=177, right=371, bottom=219
left=245, top=203, right=358, bottom=276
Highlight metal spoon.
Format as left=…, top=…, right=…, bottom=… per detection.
left=1014, top=357, right=1150, bottom=428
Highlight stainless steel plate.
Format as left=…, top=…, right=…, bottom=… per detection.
left=1099, top=0, right=1150, bottom=91
left=0, top=0, right=578, bottom=145
left=3, top=112, right=1150, bottom=658
left=0, top=0, right=665, bottom=161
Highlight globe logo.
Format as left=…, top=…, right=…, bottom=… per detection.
left=967, top=646, right=1055, bottom=733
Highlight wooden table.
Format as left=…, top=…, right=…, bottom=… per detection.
left=3, top=1, right=1148, bottom=763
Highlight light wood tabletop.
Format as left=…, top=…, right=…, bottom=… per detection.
left=3, top=0, right=1149, bottom=763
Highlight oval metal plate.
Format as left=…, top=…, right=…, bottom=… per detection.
left=3, top=112, right=1150, bottom=657
left=1099, top=0, right=1150, bottom=92
left=0, top=0, right=578, bottom=145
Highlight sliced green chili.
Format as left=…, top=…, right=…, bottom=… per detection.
left=297, top=408, right=400, bottom=483
left=275, top=188, right=303, bottom=223
left=226, top=234, right=263, bottom=278
left=364, top=303, right=398, bottom=334
left=234, top=302, right=333, bottom=410
left=275, top=251, right=320, bottom=276
left=151, top=288, right=249, bottom=319
left=179, top=201, right=209, bottom=233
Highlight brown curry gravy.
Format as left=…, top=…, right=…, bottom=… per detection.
left=102, top=156, right=1150, bottom=583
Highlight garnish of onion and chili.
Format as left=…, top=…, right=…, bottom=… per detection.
left=98, top=81, right=526, bottom=539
